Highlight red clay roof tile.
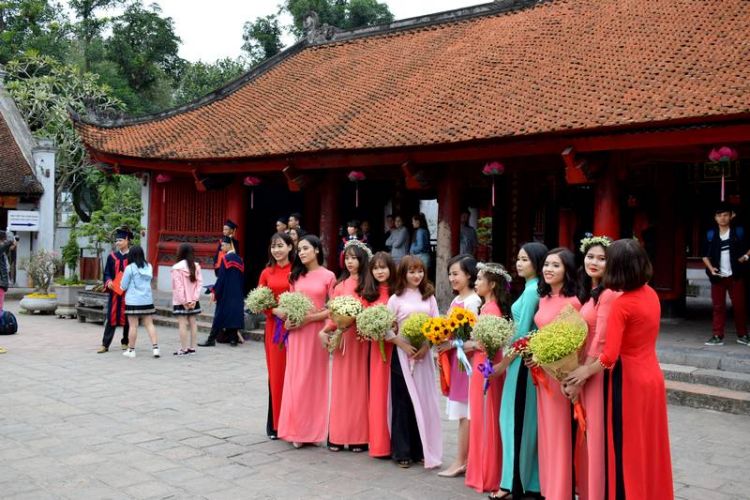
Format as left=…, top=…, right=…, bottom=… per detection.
left=0, top=114, right=43, bottom=195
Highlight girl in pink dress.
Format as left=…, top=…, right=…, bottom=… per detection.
left=386, top=255, right=443, bottom=469
left=361, top=252, right=397, bottom=458
left=533, top=247, right=581, bottom=500
left=565, top=236, right=620, bottom=500
left=277, top=235, right=336, bottom=448
left=465, top=262, right=512, bottom=493
left=319, top=240, right=371, bottom=452
left=437, top=254, right=481, bottom=478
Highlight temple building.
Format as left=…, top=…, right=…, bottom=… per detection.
left=73, top=0, right=750, bottom=312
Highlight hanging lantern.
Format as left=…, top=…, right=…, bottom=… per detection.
left=347, top=170, right=366, bottom=207
left=708, top=146, right=738, bottom=201
left=155, top=173, right=172, bottom=183
left=243, top=176, right=262, bottom=209
left=482, top=161, right=505, bottom=207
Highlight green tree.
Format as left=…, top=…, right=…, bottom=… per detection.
left=283, top=0, right=393, bottom=35
left=4, top=54, right=124, bottom=218
left=173, top=57, right=248, bottom=107
left=241, top=14, right=283, bottom=64
left=68, top=0, right=126, bottom=71
left=0, top=0, right=69, bottom=64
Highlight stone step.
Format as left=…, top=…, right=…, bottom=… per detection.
left=151, top=313, right=264, bottom=342
left=657, top=345, right=750, bottom=374
left=665, top=379, right=750, bottom=415
left=661, top=363, right=750, bottom=393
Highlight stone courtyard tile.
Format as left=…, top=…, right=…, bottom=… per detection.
left=181, top=435, right=227, bottom=449
left=153, top=466, right=207, bottom=486
left=205, top=427, right=245, bottom=439
left=123, top=479, right=183, bottom=499
left=181, top=454, right=230, bottom=472
left=203, top=442, right=247, bottom=458
left=156, top=444, right=205, bottom=460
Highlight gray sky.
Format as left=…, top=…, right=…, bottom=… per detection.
left=150, top=0, right=482, bottom=62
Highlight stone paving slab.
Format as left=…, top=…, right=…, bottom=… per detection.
left=1, top=300, right=749, bottom=499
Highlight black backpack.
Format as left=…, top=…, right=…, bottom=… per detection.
left=0, top=311, right=18, bottom=335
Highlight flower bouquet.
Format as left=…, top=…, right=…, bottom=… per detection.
left=400, top=312, right=430, bottom=374
left=356, top=304, right=396, bottom=362
left=277, top=291, right=314, bottom=329
left=245, top=286, right=277, bottom=314
left=471, top=315, right=515, bottom=393
left=506, top=335, right=547, bottom=390
left=446, top=306, right=478, bottom=374
left=325, top=296, right=364, bottom=352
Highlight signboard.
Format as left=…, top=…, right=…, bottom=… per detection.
left=8, top=210, right=40, bottom=232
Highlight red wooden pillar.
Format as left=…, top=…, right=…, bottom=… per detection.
left=558, top=208, right=575, bottom=250
left=436, top=166, right=462, bottom=309
left=320, top=172, right=341, bottom=271
left=593, top=162, right=620, bottom=239
left=226, top=180, right=246, bottom=249
left=148, top=177, right=163, bottom=275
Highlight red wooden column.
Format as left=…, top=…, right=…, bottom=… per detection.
left=148, top=176, right=163, bottom=275
left=593, top=161, right=620, bottom=239
left=226, top=180, right=246, bottom=246
left=320, top=172, right=341, bottom=271
left=558, top=208, right=575, bottom=250
left=436, top=165, right=462, bottom=309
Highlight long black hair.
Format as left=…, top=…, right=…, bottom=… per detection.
left=338, top=244, right=370, bottom=297
left=176, top=243, right=197, bottom=282
left=361, top=251, right=397, bottom=303
left=267, top=232, right=295, bottom=268
left=538, top=247, right=578, bottom=298
left=129, top=245, right=147, bottom=269
left=520, top=242, right=548, bottom=278
left=447, top=254, right=478, bottom=294
left=578, top=242, right=607, bottom=304
left=289, top=234, right=325, bottom=283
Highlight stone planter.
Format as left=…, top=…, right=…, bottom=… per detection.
left=76, top=290, right=109, bottom=324
left=54, top=285, right=86, bottom=318
left=19, top=294, right=58, bottom=314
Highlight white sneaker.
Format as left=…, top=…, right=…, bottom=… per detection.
left=152, top=347, right=160, bottom=358
left=123, top=349, right=136, bottom=358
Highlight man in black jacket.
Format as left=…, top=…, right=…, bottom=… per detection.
left=701, top=202, right=750, bottom=346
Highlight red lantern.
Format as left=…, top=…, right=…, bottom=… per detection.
left=347, top=170, right=366, bottom=207
left=243, top=176, right=262, bottom=209
left=482, top=161, right=504, bottom=207
left=708, top=146, right=739, bottom=201
left=155, top=173, right=172, bottom=183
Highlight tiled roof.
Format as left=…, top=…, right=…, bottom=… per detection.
left=0, top=114, right=43, bottom=195
left=75, top=0, right=750, bottom=161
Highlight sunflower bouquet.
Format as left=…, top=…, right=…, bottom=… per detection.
left=444, top=306, right=479, bottom=374
left=356, top=305, right=396, bottom=362
left=422, top=317, right=452, bottom=346
left=245, top=286, right=277, bottom=314
left=277, top=291, right=314, bottom=328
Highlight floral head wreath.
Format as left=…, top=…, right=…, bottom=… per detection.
left=579, top=233, right=613, bottom=254
left=343, top=238, right=373, bottom=259
left=477, top=262, right=512, bottom=284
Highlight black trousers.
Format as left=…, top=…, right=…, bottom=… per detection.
left=102, top=321, right=130, bottom=348
left=390, top=351, right=423, bottom=463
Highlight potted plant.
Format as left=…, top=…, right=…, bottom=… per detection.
left=54, top=275, right=86, bottom=318
left=19, top=249, right=62, bottom=314
left=476, top=216, right=493, bottom=261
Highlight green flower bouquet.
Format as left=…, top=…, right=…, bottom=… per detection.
left=401, top=312, right=429, bottom=348
left=245, top=286, right=277, bottom=314
left=277, top=291, right=314, bottom=328
left=356, top=304, right=396, bottom=362
left=528, top=305, right=588, bottom=380
left=471, top=315, right=515, bottom=360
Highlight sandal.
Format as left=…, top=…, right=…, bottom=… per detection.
left=350, top=446, right=366, bottom=453
left=328, top=445, right=341, bottom=452
left=292, top=442, right=304, bottom=449
left=397, top=459, right=412, bottom=468
left=488, top=491, right=512, bottom=499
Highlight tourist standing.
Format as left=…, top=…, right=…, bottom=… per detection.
left=459, top=210, right=479, bottom=257
left=362, top=251, right=397, bottom=458
left=171, top=243, right=203, bottom=355
left=288, top=228, right=301, bottom=249
left=214, top=219, right=240, bottom=276
left=385, top=215, right=409, bottom=264
left=565, top=239, right=674, bottom=499
left=386, top=255, right=442, bottom=469
left=701, top=202, right=750, bottom=346
left=200, top=236, right=245, bottom=347
left=409, top=213, right=431, bottom=270
left=534, top=248, right=581, bottom=500
left=0, top=231, right=18, bottom=353
left=97, top=227, right=131, bottom=353
left=276, top=217, right=288, bottom=234
left=278, top=235, right=336, bottom=448
left=339, top=219, right=362, bottom=268
left=288, top=212, right=303, bottom=234
left=120, top=246, right=159, bottom=358
left=321, top=239, right=371, bottom=452
left=437, top=254, right=481, bottom=478
left=258, top=232, right=294, bottom=439
left=563, top=235, right=618, bottom=500
left=465, top=262, right=511, bottom=493
left=491, top=242, right=547, bottom=499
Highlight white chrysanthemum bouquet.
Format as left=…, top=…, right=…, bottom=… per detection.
left=356, top=304, right=396, bottom=362
left=245, top=286, right=277, bottom=314
left=277, top=291, right=314, bottom=328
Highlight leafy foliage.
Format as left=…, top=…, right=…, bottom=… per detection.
left=19, top=248, right=62, bottom=294
left=242, top=14, right=283, bottom=64
left=283, top=0, right=393, bottom=35
left=173, top=57, right=248, bottom=107
left=0, top=0, right=69, bottom=65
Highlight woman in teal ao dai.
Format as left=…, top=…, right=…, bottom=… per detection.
left=491, top=242, right=548, bottom=499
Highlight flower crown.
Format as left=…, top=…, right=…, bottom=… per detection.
left=343, top=238, right=373, bottom=258
left=579, top=234, right=612, bottom=254
left=477, top=262, right=512, bottom=283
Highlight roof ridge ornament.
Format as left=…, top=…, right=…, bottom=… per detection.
left=303, top=10, right=338, bottom=44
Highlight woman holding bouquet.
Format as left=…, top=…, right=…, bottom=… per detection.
left=320, top=239, right=371, bottom=452
left=437, top=254, right=481, bottom=478
left=565, top=239, right=673, bottom=500
left=534, top=247, right=581, bottom=500
left=465, top=262, right=511, bottom=493
left=362, top=252, right=398, bottom=458
left=278, top=235, right=336, bottom=448
left=386, top=255, right=442, bottom=469
left=492, top=242, right=547, bottom=499
left=258, top=232, right=294, bottom=440
left=563, top=235, right=620, bottom=499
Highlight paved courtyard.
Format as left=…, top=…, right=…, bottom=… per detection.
left=0, top=299, right=749, bottom=500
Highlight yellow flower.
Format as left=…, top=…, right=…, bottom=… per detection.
left=448, top=319, right=459, bottom=331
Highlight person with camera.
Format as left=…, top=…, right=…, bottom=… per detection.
left=0, top=230, right=19, bottom=350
